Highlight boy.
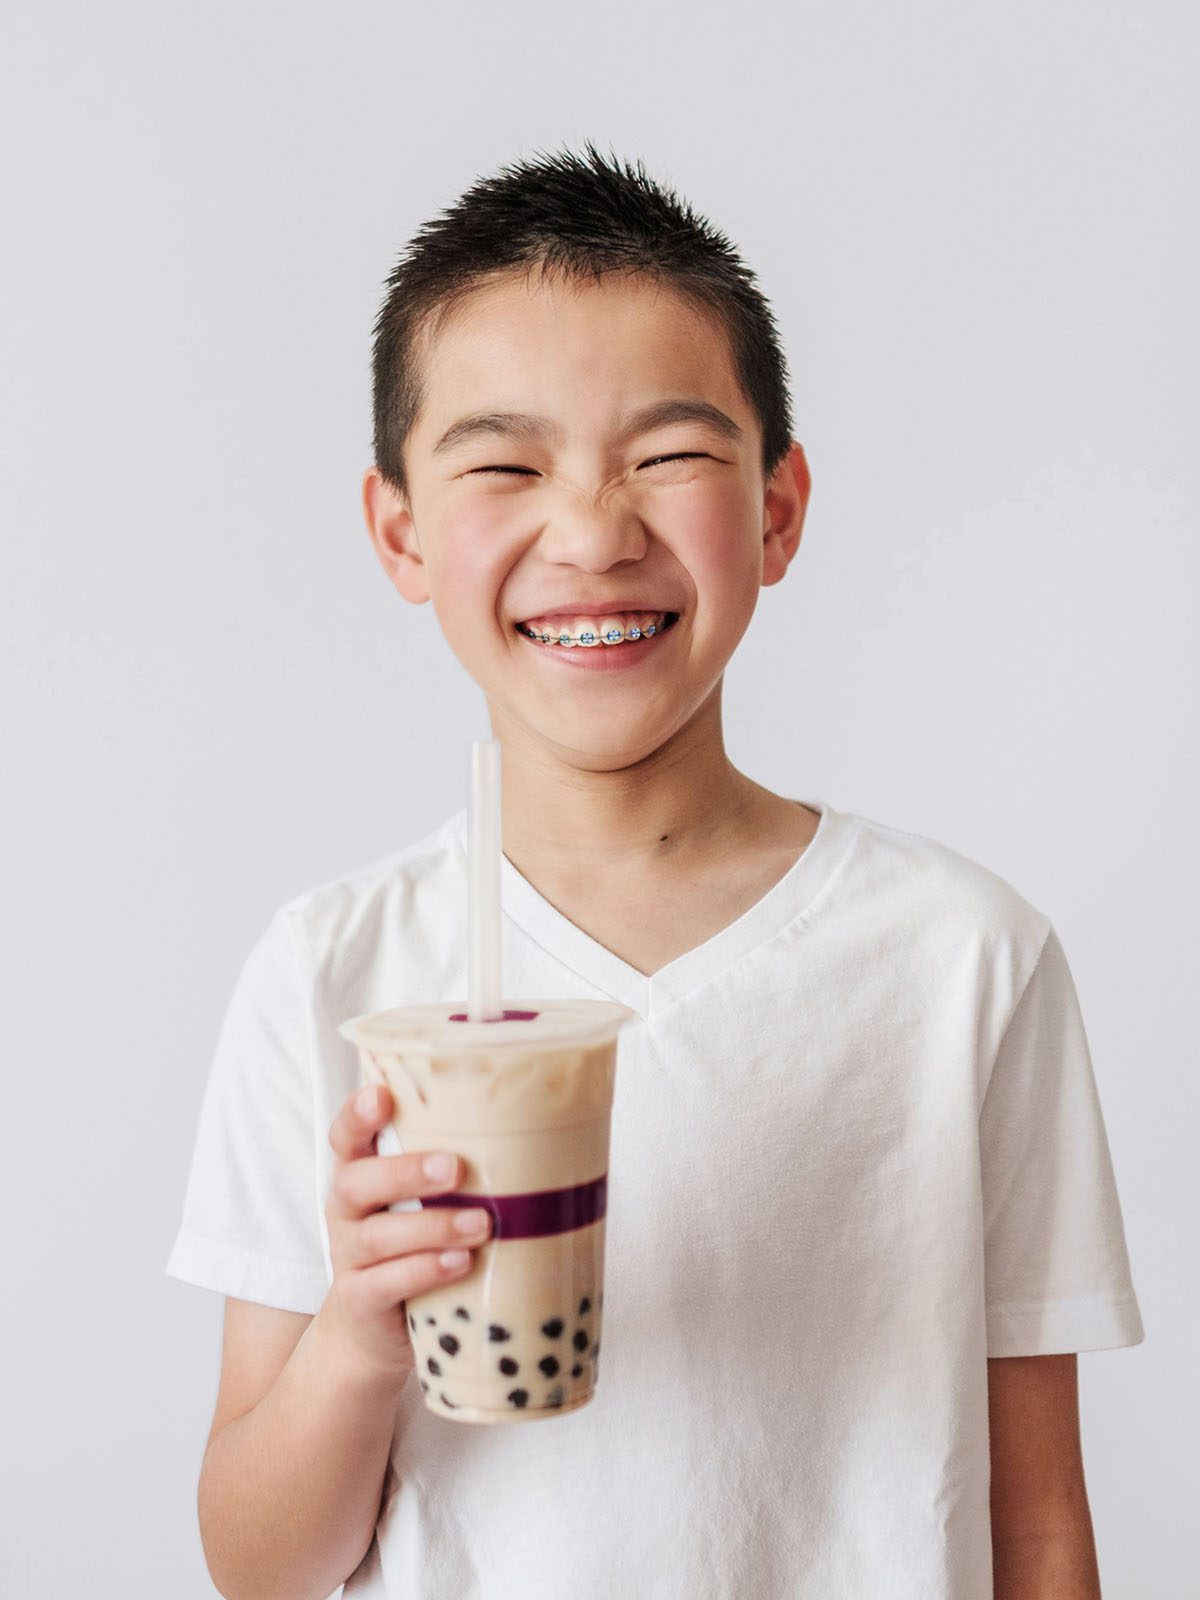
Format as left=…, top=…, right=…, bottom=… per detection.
left=167, top=144, right=1144, bottom=1599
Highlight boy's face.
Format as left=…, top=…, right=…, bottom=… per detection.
left=363, top=267, right=809, bottom=770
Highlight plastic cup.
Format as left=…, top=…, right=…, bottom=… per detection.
left=337, top=998, right=635, bottom=1424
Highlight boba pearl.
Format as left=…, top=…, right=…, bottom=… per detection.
left=407, top=1302, right=605, bottom=1413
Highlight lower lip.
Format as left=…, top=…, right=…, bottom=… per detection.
left=515, top=617, right=680, bottom=671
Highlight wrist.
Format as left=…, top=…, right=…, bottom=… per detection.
left=310, top=1298, right=414, bottom=1399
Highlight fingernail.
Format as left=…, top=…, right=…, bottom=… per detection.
left=424, top=1153, right=456, bottom=1182
left=440, top=1250, right=470, bottom=1270
left=356, top=1086, right=379, bottom=1117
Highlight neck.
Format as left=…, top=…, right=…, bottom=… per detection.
left=486, top=687, right=764, bottom=878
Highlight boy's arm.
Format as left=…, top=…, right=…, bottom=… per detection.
left=195, top=1084, right=483, bottom=1600
left=987, top=1353, right=1102, bottom=1599
left=199, top=1297, right=401, bottom=1600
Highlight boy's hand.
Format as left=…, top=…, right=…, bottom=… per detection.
left=321, top=1084, right=492, bottom=1383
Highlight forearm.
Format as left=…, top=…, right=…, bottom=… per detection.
left=992, top=1518, right=1102, bottom=1599
left=198, top=1306, right=404, bottom=1600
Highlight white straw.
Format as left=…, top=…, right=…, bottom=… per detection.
left=467, top=739, right=504, bottom=1022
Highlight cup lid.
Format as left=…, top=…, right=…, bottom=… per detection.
left=337, top=997, right=636, bottom=1053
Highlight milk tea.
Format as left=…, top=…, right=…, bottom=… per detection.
left=337, top=999, right=634, bottom=1424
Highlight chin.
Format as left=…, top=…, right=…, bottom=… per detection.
left=558, top=721, right=688, bottom=773
left=494, top=713, right=658, bottom=773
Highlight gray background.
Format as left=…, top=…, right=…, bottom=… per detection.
left=2, top=1, right=1195, bottom=1595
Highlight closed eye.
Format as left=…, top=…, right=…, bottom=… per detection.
left=642, top=453, right=709, bottom=468
left=468, top=453, right=710, bottom=477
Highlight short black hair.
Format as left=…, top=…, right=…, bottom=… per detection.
left=370, top=141, right=795, bottom=499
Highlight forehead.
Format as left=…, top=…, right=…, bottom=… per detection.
left=411, top=269, right=745, bottom=440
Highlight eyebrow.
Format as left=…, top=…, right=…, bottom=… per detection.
left=431, top=397, right=744, bottom=458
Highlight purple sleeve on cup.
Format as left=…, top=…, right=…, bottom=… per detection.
left=422, top=1174, right=607, bottom=1240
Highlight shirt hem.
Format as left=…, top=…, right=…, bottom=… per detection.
left=985, top=1290, right=1145, bottom=1356
left=165, top=1230, right=329, bottom=1315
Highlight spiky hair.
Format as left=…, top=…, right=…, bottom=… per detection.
left=371, top=141, right=794, bottom=496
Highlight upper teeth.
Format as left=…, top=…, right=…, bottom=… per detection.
left=519, top=610, right=670, bottom=647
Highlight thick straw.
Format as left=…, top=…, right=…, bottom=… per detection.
left=467, top=739, right=504, bottom=1021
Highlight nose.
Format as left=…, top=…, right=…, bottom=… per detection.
left=537, top=500, right=649, bottom=574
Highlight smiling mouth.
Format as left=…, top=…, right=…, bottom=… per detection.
left=515, top=611, right=680, bottom=648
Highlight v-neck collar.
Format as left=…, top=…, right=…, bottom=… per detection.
left=448, top=797, right=860, bottom=1023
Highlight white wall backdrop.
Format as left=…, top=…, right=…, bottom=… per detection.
left=2, top=1, right=1195, bottom=1594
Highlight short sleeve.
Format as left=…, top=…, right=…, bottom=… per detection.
left=980, top=924, right=1145, bottom=1357
left=165, top=910, right=330, bottom=1314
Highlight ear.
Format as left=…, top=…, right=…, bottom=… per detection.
left=761, top=441, right=811, bottom=587
left=362, top=466, right=430, bottom=604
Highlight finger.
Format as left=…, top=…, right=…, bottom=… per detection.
left=328, top=1083, right=395, bottom=1164
left=343, top=1246, right=476, bottom=1318
left=328, top=1148, right=462, bottom=1223
left=349, top=1202, right=491, bottom=1270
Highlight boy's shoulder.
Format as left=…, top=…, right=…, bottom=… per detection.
left=838, top=802, right=1054, bottom=952
left=271, top=810, right=465, bottom=958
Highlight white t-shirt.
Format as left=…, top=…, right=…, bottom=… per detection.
left=166, top=798, right=1145, bottom=1599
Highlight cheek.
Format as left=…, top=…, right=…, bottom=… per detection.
left=427, top=506, right=517, bottom=623
left=675, top=486, right=762, bottom=614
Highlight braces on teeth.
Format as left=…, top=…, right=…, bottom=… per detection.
left=521, top=619, right=667, bottom=646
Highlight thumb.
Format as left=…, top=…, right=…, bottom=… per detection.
left=355, top=1082, right=393, bottom=1125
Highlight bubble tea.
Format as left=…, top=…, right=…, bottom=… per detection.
left=337, top=998, right=634, bottom=1424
